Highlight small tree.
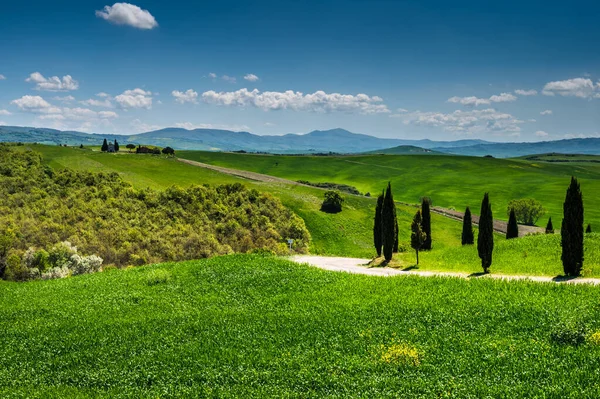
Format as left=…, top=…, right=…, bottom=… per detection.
left=411, top=210, right=427, bottom=265
left=561, top=177, right=584, bottom=276
left=162, top=146, right=175, bottom=156
left=461, top=207, right=474, bottom=245
left=586, top=224, right=592, bottom=233
left=321, top=190, right=344, bottom=213
left=506, top=208, right=519, bottom=239
left=545, top=217, right=554, bottom=234
left=373, top=191, right=384, bottom=257
left=507, top=198, right=545, bottom=225
left=382, top=182, right=396, bottom=262
left=477, top=193, right=494, bottom=273
left=114, top=140, right=120, bottom=152
left=126, top=143, right=136, bottom=153
left=421, top=198, right=432, bottom=250
left=101, top=139, right=108, bottom=152
left=79, top=144, right=83, bottom=149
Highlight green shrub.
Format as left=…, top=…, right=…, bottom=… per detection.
left=146, top=269, right=171, bottom=285
left=321, top=190, right=344, bottom=213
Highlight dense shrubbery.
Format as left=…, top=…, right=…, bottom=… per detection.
left=321, top=190, right=344, bottom=213
left=0, top=146, right=310, bottom=280
left=297, top=180, right=361, bottom=195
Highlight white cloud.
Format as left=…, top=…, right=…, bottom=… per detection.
left=0, top=121, right=6, bottom=126
left=0, top=110, right=12, bottom=116
left=244, top=74, right=259, bottom=82
left=96, top=92, right=110, bottom=98
left=202, top=88, right=390, bottom=114
left=535, top=130, right=549, bottom=137
left=130, top=118, right=163, bottom=133
left=26, top=72, right=79, bottom=91
left=38, top=114, right=66, bottom=121
left=80, top=98, right=114, bottom=108
left=542, top=78, right=599, bottom=98
left=208, top=73, right=217, bottom=79
left=95, top=3, right=158, bottom=29
left=514, top=89, right=538, bottom=96
left=115, top=88, right=153, bottom=109
left=53, top=95, right=75, bottom=103
left=171, top=89, right=198, bottom=104
left=393, top=108, right=524, bottom=135
left=11, top=95, right=58, bottom=112
left=174, top=122, right=250, bottom=131
left=448, top=92, right=517, bottom=107
left=0, top=75, right=5, bottom=80
left=540, top=110, right=553, bottom=115
left=222, top=75, right=237, bottom=83
left=98, top=111, right=119, bottom=119
left=264, top=122, right=276, bottom=127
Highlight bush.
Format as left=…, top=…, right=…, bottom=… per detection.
left=321, top=190, right=344, bottom=213
left=507, top=198, right=545, bottom=226
left=146, top=269, right=171, bottom=285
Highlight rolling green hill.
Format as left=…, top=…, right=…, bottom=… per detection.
left=2, top=254, right=600, bottom=397
left=364, top=145, right=443, bottom=155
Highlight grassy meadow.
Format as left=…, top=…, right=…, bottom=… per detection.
left=177, top=150, right=600, bottom=229
left=2, top=255, right=600, bottom=397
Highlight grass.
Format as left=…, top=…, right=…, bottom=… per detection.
left=2, top=254, right=600, bottom=397
left=177, top=150, right=600, bottom=229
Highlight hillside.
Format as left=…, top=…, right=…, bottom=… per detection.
left=364, top=145, right=443, bottom=155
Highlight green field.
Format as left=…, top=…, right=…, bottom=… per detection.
left=177, top=151, right=600, bottom=229
left=2, top=255, right=600, bottom=397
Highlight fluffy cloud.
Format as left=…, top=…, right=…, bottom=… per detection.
left=542, top=78, right=600, bottom=98
left=80, top=98, right=114, bottom=108
left=96, top=92, right=110, bottom=98
left=0, top=75, right=5, bottom=80
left=222, top=75, right=237, bottom=83
left=0, top=110, right=12, bottom=116
left=448, top=92, right=517, bottom=107
left=95, top=3, right=158, bottom=29
left=393, top=108, right=524, bottom=135
left=535, top=130, right=549, bottom=137
left=208, top=73, right=217, bottom=79
left=540, top=110, right=553, bottom=115
left=202, top=88, right=390, bottom=114
left=171, top=89, right=198, bottom=104
left=98, top=111, right=119, bottom=119
left=174, top=122, right=250, bottom=131
left=244, top=74, right=259, bottom=82
left=514, top=89, right=538, bottom=96
left=11, top=95, right=60, bottom=113
left=26, top=72, right=79, bottom=91
left=115, top=88, right=153, bottom=109
left=53, top=95, right=75, bottom=103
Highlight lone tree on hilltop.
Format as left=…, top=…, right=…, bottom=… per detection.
left=421, top=197, right=432, bottom=250
left=545, top=217, right=554, bottom=234
left=382, top=182, right=396, bottom=262
left=461, top=207, right=474, bottom=245
left=126, top=143, right=136, bottom=152
left=411, top=210, right=427, bottom=265
left=373, top=191, right=384, bottom=257
left=101, top=139, right=108, bottom=152
left=561, top=177, right=584, bottom=276
left=506, top=208, right=519, bottom=239
left=162, top=146, right=175, bottom=156
left=477, top=193, right=494, bottom=273
left=114, top=140, right=120, bottom=152
left=586, top=224, right=592, bottom=233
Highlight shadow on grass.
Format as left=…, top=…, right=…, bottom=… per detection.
left=552, top=275, right=579, bottom=283
left=468, top=271, right=488, bottom=278
left=402, top=265, right=419, bottom=272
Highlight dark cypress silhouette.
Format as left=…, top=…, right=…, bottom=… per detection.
left=586, top=224, right=592, bottom=233
left=411, top=210, right=426, bottom=265
left=461, top=207, right=474, bottom=245
left=561, top=177, right=584, bottom=276
left=545, top=217, right=554, bottom=234
left=373, top=191, right=384, bottom=257
left=421, top=198, right=432, bottom=250
left=477, top=193, right=494, bottom=273
left=101, top=139, right=108, bottom=152
left=393, top=217, right=399, bottom=253
left=382, top=182, right=396, bottom=262
left=506, top=208, right=519, bottom=239
left=114, top=140, right=120, bottom=152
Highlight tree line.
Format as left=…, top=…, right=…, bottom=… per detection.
left=101, top=139, right=175, bottom=155
left=373, top=177, right=588, bottom=276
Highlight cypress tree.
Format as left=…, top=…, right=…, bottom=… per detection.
left=114, top=140, right=120, bottom=152
left=101, top=139, right=108, bottom=152
left=477, top=193, right=494, bottom=273
left=586, top=224, right=592, bottom=233
left=382, top=182, right=395, bottom=262
left=373, top=191, right=384, bottom=257
left=411, top=210, right=426, bottom=265
left=561, top=177, right=584, bottom=276
left=506, top=208, right=519, bottom=239
left=461, top=207, right=474, bottom=245
left=393, top=217, right=399, bottom=253
left=421, top=198, right=432, bottom=250
left=545, top=217, right=554, bottom=234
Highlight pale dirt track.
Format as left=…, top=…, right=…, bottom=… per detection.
left=179, top=157, right=544, bottom=236
left=289, top=255, right=600, bottom=285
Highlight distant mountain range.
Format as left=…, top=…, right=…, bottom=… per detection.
left=1, top=125, right=600, bottom=158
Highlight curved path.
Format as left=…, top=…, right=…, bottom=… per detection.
left=289, top=255, right=600, bottom=285
left=179, top=157, right=543, bottom=236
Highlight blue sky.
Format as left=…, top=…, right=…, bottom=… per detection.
left=1, top=0, right=599, bottom=141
